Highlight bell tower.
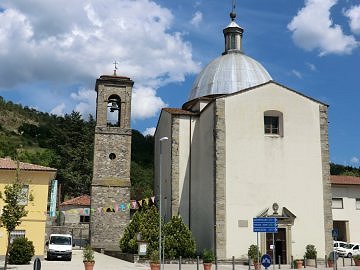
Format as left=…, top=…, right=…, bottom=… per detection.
left=90, top=74, right=133, bottom=250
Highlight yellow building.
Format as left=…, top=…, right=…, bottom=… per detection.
left=0, top=157, right=56, bottom=256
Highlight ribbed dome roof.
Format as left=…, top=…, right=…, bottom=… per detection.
left=188, top=53, right=272, bottom=100
left=188, top=12, right=272, bottom=101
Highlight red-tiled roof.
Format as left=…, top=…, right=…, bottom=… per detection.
left=0, top=157, right=56, bottom=172
left=60, top=195, right=90, bottom=206
left=330, top=175, right=360, bottom=185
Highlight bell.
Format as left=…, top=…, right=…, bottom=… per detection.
left=108, top=99, right=119, bottom=112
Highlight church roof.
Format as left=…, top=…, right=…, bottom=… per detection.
left=0, top=157, right=56, bottom=172
left=188, top=11, right=272, bottom=101
left=330, top=175, right=360, bottom=185
left=162, top=108, right=198, bottom=116
left=60, top=195, right=90, bottom=206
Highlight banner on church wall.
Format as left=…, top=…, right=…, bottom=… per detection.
left=49, top=179, right=58, bottom=217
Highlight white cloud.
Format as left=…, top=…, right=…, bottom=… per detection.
left=50, top=103, right=66, bottom=116
left=288, top=0, right=359, bottom=56
left=71, top=88, right=96, bottom=118
left=0, top=0, right=200, bottom=119
left=191, top=11, right=203, bottom=27
left=292, top=70, right=302, bottom=79
left=143, top=127, right=156, bottom=136
left=350, top=156, right=360, bottom=164
left=306, top=62, right=317, bottom=71
left=344, top=5, right=360, bottom=35
left=131, top=86, right=167, bottom=120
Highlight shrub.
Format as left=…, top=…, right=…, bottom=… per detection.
left=8, top=237, right=35, bottom=264
left=83, top=245, right=95, bottom=262
left=202, top=249, right=215, bottom=263
left=248, top=244, right=261, bottom=262
left=150, top=250, right=160, bottom=263
left=305, top=244, right=317, bottom=259
left=164, top=216, right=196, bottom=259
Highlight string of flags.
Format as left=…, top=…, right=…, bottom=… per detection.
left=47, top=196, right=156, bottom=216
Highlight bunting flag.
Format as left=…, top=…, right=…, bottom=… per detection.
left=45, top=195, right=156, bottom=216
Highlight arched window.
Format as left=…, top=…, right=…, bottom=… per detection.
left=107, top=95, right=121, bottom=127
left=264, top=110, right=283, bottom=136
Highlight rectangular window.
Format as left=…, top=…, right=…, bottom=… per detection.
left=18, top=185, right=29, bottom=206
left=332, top=198, right=343, bottom=209
left=356, top=198, right=360, bottom=210
left=10, top=230, right=25, bottom=244
left=80, top=215, right=90, bottom=223
left=264, top=116, right=279, bottom=134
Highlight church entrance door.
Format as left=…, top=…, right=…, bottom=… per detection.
left=266, top=228, right=287, bottom=264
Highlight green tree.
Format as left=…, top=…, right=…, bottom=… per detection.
left=0, top=180, right=29, bottom=269
left=119, top=205, right=161, bottom=255
left=164, top=216, right=196, bottom=259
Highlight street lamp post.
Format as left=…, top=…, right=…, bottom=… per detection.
left=159, top=136, right=168, bottom=270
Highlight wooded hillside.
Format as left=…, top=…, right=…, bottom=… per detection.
left=0, top=96, right=153, bottom=200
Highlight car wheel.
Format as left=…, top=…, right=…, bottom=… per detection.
left=348, top=253, right=352, bottom=258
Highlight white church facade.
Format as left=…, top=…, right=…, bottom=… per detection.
left=154, top=11, right=333, bottom=262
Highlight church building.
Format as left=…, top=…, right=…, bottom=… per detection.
left=154, top=10, right=333, bottom=262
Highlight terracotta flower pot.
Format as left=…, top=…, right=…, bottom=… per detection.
left=84, top=261, right=95, bottom=270
left=150, top=263, right=160, bottom=270
left=354, top=259, right=360, bottom=266
left=296, top=260, right=303, bottom=269
left=203, top=262, right=212, bottom=270
left=254, top=262, right=261, bottom=270
left=328, top=260, right=333, bottom=267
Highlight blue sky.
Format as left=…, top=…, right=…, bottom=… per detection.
left=0, top=0, right=359, bottom=166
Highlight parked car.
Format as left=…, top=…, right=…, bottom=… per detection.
left=46, top=234, right=73, bottom=261
left=336, top=242, right=360, bottom=258
left=334, top=241, right=347, bottom=251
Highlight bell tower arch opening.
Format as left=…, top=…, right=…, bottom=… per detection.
left=107, top=94, right=121, bottom=127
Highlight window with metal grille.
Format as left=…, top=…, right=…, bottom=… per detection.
left=10, top=230, right=25, bottom=244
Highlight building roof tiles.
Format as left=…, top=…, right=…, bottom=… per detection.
left=0, top=157, right=56, bottom=172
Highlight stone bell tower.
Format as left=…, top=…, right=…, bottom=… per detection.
left=90, top=73, right=133, bottom=250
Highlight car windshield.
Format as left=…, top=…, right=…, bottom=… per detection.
left=50, top=236, right=71, bottom=245
left=344, top=244, right=354, bottom=249
left=340, top=243, right=346, bottom=247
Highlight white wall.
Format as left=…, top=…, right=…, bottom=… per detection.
left=154, top=111, right=172, bottom=221
left=224, top=82, right=326, bottom=259
left=332, top=185, right=360, bottom=242
left=190, top=103, right=215, bottom=251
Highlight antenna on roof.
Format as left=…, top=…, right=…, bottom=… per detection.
left=230, top=0, right=236, bottom=21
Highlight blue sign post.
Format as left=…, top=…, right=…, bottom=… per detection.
left=261, top=254, right=272, bottom=269
left=253, top=218, right=278, bottom=233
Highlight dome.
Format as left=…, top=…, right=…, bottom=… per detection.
left=188, top=53, right=272, bottom=100
left=188, top=12, right=272, bottom=101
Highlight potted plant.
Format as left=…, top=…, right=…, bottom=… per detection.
left=202, top=249, right=215, bottom=270
left=83, top=245, right=95, bottom=270
left=304, top=244, right=317, bottom=266
left=248, top=244, right=261, bottom=270
left=327, top=251, right=337, bottom=267
left=295, top=259, right=303, bottom=269
left=149, top=250, right=160, bottom=270
left=353, top=254, right=360, bottom=266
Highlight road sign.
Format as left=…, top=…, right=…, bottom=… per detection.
left=261, top=254, right=272, bottom=268
left=253, top=218, right=278, bottom=233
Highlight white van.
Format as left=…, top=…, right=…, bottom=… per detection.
left=46, top=234, right=73, bottom=261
